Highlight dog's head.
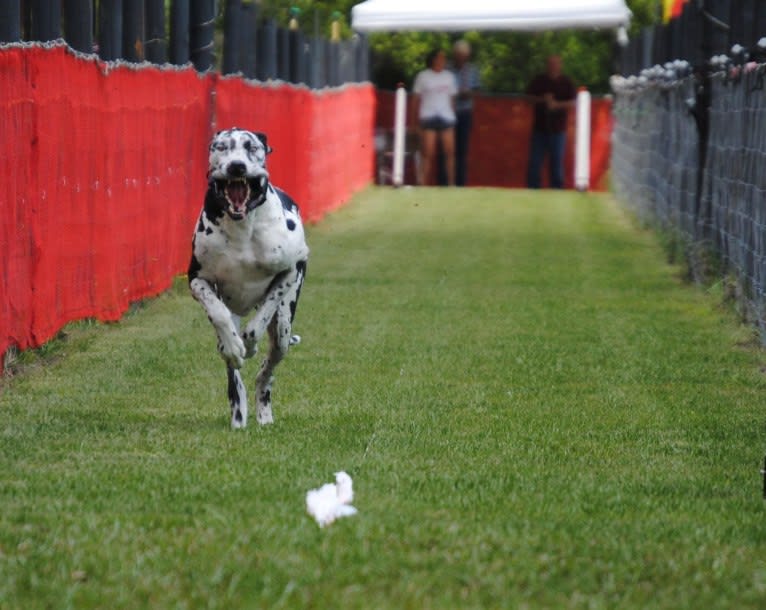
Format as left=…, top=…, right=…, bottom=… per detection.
left=208, top=128, right=273, bottom=220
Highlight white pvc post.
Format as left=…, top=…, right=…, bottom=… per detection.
left=574, top=87, right=591, bottom=192
left=392, top=84, right=407, bottom=187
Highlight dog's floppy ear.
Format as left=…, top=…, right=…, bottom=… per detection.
left=254, top=131, right=273, bottom=155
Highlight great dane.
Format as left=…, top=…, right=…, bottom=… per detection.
left=188, top=128, right=308, bottom=428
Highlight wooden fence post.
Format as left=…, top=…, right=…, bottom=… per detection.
left=122, top=0, right=144, bottom=61
left=98, top=0, right=123, bottom=61
left=190, top=0, right=215, bottom=71
left=63, top=0, right=93, bottom=53
left=240, top=1, right=258, bottom=79
left=30, top=0, right=61, bottom=41
left=256, top=18, right=277, bottom=80
left=169, top=0, right=190, bottom=65
left=222, top=0, right=241, bottom=75
left=145, top=0, right=167, bottom=63
left=0, top=0, right=21, bottom=42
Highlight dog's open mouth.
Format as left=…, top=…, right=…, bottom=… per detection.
left=217, top=176, right=267, bottom=218
left=224, top=177, right=251, bottom=215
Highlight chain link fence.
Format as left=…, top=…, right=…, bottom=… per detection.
left=612, top=61, right=766, bottom=341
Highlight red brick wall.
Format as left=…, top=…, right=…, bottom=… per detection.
left=376, top=90, right=612, bottom=190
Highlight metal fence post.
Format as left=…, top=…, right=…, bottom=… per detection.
left=190, top=0, right=215, bottom=71
left=240, top=1, right=258, bottom=79
left=256, top=18, right=277, bottom=80
left=145, top=0, right=167, bottom=63
left=0, top=0, right=21, bottom=42
left=354, top=34, right=369, bottom=82
left=308, top=37, right=324, bottom=88
left=709, top=0, right=729, bottom=55
left=63, top=0, right=93, bottom=53
left=30, top=0, right=61, bottom=41
left=277, top=26, right=289, bottom=81
left=169, top=0, right=190, bottom=65
left=98, top=0, right=123, bottom=61
left=122, top=0, right=145, bottom=62
left=327, top=40, right=340, bottom=87
left=223, top=0, right=241, bottom=75
left=288, top=29, right=304, bottom=84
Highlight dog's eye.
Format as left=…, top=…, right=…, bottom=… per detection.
left=215, top=142, right=227, bottom=152
left=243, top=140, right=252, bottom=151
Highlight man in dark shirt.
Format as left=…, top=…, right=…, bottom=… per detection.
left=525, top=55, right=576, bottom=189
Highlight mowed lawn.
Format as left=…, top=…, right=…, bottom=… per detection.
left=1, top=187, right=765, bottom=609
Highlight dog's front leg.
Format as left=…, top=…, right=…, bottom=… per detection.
left=190, top=277, right=246, bottom=369
left=243, top=263, right=306, bottom=425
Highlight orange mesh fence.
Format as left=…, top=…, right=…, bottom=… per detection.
left=0, top=44, right=375, bottom=357
left=376, top=90, right=613, bottom=190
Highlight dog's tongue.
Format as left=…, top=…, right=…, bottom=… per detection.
left=226, top=182, right=248, bottom=209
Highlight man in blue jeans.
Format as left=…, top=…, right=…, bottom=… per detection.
left=452, top=40, right=480, bottom=187
left=525, top=55, right=576, bottom=189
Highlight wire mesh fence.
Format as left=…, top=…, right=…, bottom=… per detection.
left=704, top=67, right=766, bottom=328
left=612, top=61, right=766, bottom=341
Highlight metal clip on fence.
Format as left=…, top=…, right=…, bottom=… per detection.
left=762, top=455, right=766, bottom=500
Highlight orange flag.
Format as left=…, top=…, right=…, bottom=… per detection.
left=663, top=0, right=688, bottom=23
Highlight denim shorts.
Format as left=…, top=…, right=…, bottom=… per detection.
left=419, top=116, right=455, bottom=131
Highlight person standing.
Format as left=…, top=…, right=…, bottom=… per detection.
left=525, top=55, right=576, bottom=189
left=451, top=39, right=480, bottom=187
left=412, top=49, right=457, bottom=186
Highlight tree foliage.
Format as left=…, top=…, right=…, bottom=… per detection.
left=253, top=0, right=660, bottom=93
left=367, top=0, right=660, bottom=93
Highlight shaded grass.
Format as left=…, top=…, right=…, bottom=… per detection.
left=1, top=187, right=765, bottom=609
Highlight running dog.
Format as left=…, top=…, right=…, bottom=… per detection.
left=188, top=128, right=309, bottom=428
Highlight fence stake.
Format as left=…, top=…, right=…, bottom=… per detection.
left=190, top=0, right=214, bottom=71
left=145, top=0, right=167, bottom=63
left=256, top=19, right=277, bottom=81
left=98, top=0, right=123, bottom=61
left=0, top=0, right=21, bottom=42
left=169, top=0, right=190, bottom=65
left=63, top=0, right=93, bottom=53
left=288, top=30, right=304, bottom=84
left=222, top=0, right=241, bottom=75
left=30, top=0, right=61, bottom=41
left=392, top=84, right=407, bottom=187
left=122, top=0, right=145, bottom=62
left=277, top=26, right=290, bottom=81
left=574, top=87, right=591, bottom=192
left=239, top=1, right=258, bottom=79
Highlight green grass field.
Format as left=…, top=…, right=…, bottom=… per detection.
left=1, top=187, right=765, bottom=609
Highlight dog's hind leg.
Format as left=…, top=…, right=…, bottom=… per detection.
left=241, top=271, right=287, bottom=357
left=253, top=263, right=305, bottom=425
left=254, top=316, right=288, bottom=425
left=227, top=365, right=248, bottom=428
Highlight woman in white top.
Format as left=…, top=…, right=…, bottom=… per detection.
left=412, top=49, right=458, bottom=186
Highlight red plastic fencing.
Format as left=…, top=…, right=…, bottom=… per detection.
left=214, top=78, right=376, bottom=222
left=0, top=44, right=375, bottom=357
left=376, top=90, right=613, bottom=190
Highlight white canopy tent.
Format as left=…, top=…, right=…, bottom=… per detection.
left=352, top=0, right=631, bottom=189
left=351, top=0, right=632, bottom=33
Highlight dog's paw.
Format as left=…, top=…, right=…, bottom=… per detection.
left=256, top=406, right=274, bottom=425
left=218, top=331, right=246, bottom=369
left=242, top=332, right=258, bottom=359
left=231, top=406, right=248, bottom=429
